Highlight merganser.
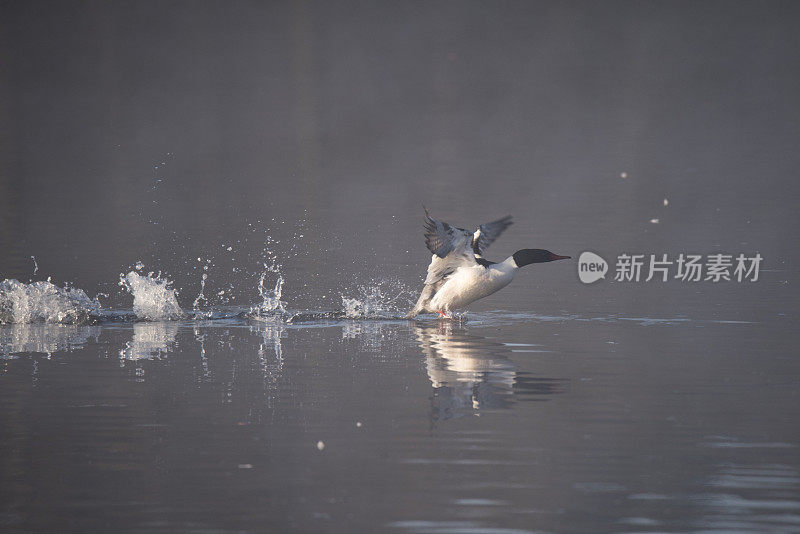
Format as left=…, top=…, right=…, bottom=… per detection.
left=407, top=209, right=570, bottom=318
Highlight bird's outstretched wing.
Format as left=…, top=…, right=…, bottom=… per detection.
left=473, top=216, right=513, bottom=256
left=423, top=208, right=473, bottom=258
left=422, top=208, right=477, bottom=286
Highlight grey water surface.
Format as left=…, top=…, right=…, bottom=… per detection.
left=2, top=1, right=800, bottom=533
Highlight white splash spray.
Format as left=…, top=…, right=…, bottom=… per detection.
left=0, top=279, right=102, bottom=324
left=119, top=271, right=184, bottom=321
left=341, top=278, right=415, bottom=318
left=193, top=273, right=208, bottom=314
left=249, top=263, right=285, bottom=317
left=248, top=239, right=286, bottom=317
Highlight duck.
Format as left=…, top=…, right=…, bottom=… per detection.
left=407, top=208, right=570, bottom=318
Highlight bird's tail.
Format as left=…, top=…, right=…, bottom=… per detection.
left=406, top=304, right=424, bottom=319
left=406, top=284, right=435, bottom=318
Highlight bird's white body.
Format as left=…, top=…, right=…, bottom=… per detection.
left=407, top=210, right=569, bottom=318
left=428, top=257, right=517, bottom=312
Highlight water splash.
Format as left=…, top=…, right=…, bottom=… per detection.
left=119, top=271, right=184, bottom=321
left=341, top=278, right=415, bottom=318
left=0, top=279, right=102, bottom=325
left=193, top=273, right=209, bottom=315
left=247, top=258, right=286, bottom=318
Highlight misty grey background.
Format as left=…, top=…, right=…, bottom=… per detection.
left=2, top=2, right=800, bottom=533
left=2, top=0, right=799, bottom=315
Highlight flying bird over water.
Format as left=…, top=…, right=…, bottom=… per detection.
left=407, top=209, right=570, bottom=318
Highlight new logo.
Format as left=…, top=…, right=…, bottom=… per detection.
left=578, top=251, right=608, bottom=284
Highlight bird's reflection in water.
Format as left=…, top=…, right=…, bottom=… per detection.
left=415, top=323, right=566, bottom=422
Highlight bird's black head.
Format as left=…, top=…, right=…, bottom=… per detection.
left=512, top=249, right=571, bottom=267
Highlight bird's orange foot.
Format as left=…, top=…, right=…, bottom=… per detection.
left=438, top=310, right=452, bottom=319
